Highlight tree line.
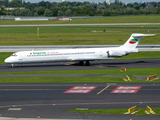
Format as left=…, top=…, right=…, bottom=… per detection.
left=0, top=0, right=160, bottom=16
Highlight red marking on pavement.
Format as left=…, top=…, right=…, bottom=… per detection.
left=70, top=86, right=97, bottom=90
left=63, top=86, right=97, bottom=93
left=115, top=86, right=142, bottom=90
left=110, top=86, right=142, bottom=93
left=63, top=89, right=92, bottom=93
left=111, top=89, right=138, bottom=93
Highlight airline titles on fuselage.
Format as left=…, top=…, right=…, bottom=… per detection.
left=27, top=51, right=96, bottom=57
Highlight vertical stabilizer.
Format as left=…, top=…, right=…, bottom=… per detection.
left=120, top=33, right=156, bottom=49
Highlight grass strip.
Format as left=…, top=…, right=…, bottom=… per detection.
left=0, top=67, right=160, bottom=76
left=0, top=25, right=159, bottom=45
left=69, top=108, right=160, bottom=116
left=0, top=77, right=159, bottom=83
left=1, top=16, right=160, bottom=25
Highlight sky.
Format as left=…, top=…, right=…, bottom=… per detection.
left=22, top=0, right=159, bottom=4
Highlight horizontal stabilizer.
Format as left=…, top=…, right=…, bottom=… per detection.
left=132, top=33, right=156, bottom=37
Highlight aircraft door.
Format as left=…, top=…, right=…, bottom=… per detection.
left=18, top=53, right=23, bottom=62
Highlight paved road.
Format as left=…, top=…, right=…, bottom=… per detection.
left=1, top=58, right=160, bottom=72
left=0, top=58, right=160, bottom=120
left=0, top=83, right=160, bottom=120
left=0, top=23, right=160, bottom=27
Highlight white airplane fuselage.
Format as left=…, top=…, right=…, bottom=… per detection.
left=4, top=33, right=156, bottom=67
left=5, top=47, right=129, bottom=64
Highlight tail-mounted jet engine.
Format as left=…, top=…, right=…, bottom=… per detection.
left=107, top=50, right=128, bottom=57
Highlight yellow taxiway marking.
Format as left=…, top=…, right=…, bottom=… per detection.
left=97, top=85, right=110, bottom=95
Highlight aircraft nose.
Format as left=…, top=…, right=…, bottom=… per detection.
left=4, top=57, right=12, bottom=63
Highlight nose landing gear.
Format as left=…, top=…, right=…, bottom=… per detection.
left=11, top=64, right=14, bottom=68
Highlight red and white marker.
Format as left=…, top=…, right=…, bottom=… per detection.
left=111, top=89, right=138, bottom=93
left=64, top=89, right=92, bottom=93
left=115, top=86, right=142, bottom=90
left=70, top=86, right=97, bottom=90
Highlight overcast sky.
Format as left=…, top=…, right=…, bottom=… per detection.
left=23, top=0, right=159, bottom=4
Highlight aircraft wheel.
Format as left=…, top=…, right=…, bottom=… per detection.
left=11, top=64, right=14, bottom=68
left=79, top=61, right=84, bottom=66
left=85, top=61, right=90, bottom=66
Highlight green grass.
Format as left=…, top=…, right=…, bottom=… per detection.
left=0, top=16, right=160, bottom=25
left=0, top=67, right=160, bottom=83
left=0, top=77, right=159, bottom=83
left=0, top=26, right=159, bottom=45
left=0, top=16, right=160, bottom=45
left=69, top=108, right=160, bottom=116
left=1, top=67, right=160, bottom=76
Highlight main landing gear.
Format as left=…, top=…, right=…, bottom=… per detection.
left=79, top=61, right=90, bottom=66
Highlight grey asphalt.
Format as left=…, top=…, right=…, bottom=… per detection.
left=0, top=83, right=160, bottom=120
left=0, top=23, right=160, bottom=27
left=0, top=58, right=160, bottom=120
left=1, top=58, right=160, bottom=72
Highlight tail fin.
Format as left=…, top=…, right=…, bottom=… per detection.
left=120, top=33, right=156, bottom=49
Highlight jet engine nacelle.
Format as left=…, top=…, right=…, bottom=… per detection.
left=107, top=50, right=127, bottom=57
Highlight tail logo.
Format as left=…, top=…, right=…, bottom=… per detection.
left=129, top=39, right=138, bottom=44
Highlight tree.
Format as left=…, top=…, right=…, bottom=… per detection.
left=44, top=9, right=52, bottom=16
left=36, top=7, right=45, bottom=16
left=0, top=0, right=9, bottom=7
left=11, top=9, right=21, bottom=16
left=89, top=11, right=94, bottom=16
left=65, top=9, right=72, bottom=16
left=57, top=10, right=63, bottom=16
left=1, top=1, right=160, bottom=16
left=19, top=9, right=30, bottom=16
left=102, top=10, right=111, bottom=16
left=52, top=8, right=58, bottom=16
left=34, top=12, right=38, bottom=16
left=9, top=0, right=23, bottom=7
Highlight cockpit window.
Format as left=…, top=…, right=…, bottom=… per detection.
left=11, top=54, right=17, bottom=57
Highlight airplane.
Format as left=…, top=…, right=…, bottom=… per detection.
left=4, top=33, right=155, bottom=67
